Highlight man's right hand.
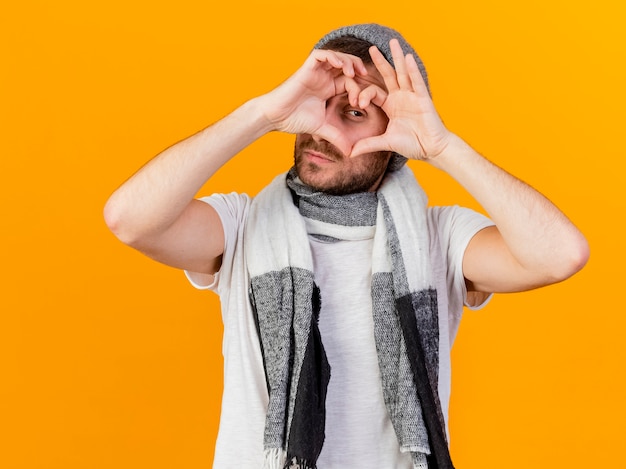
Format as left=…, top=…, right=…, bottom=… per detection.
left=259, top=50, right=369, bottom=156
left=104, top=50, right=369, bottom=278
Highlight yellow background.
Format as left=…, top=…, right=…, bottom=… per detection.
left=1, top=0, right=624, bottom=467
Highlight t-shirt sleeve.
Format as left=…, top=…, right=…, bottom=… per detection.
left=184, top=192, right=251, bottom=292
left=427, top=205, right=495, bottom=311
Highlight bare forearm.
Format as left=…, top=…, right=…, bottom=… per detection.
left=104, top=98, right=272, bottom=244
left=104, top=48, right=369, bottom=270
left=431, top=134, right=589, bottom=282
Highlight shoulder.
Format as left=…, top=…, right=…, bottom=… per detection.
left=197, top=192, right=252, bottom=236
left=426, top=205, right=494, bottom=246
left=198, top=192, right=252, bottom=219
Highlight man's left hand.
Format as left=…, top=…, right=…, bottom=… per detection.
left=350, top=39, right=453, bottom=161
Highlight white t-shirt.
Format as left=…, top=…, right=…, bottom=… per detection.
left=186, top=192, right=494, bottom=469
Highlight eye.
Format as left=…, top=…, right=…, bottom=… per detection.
left=344, top=108, right=366, bottom=119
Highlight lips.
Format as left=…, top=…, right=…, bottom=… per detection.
left=304, top=149, right=336, bottom=164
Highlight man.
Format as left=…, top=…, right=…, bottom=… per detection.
left=104, top=24, right=588, bottom=469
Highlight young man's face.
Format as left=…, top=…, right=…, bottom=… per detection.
left=293, top=65, right=392, bottom=195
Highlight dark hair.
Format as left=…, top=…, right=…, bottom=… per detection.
left=318, top=36, right=374, bottom=64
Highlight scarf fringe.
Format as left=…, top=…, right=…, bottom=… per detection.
left=262, top=450, right=316, bottom=469
left=412, top=450, right=429, bottom=469
left=262, top=448, right=286, bottom=469
left=283, top=456, right=316, bottom=469
left=262, top=446, right=427, bottom=469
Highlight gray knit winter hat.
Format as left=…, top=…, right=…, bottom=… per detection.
left=315, top=24, right=429, bottom=171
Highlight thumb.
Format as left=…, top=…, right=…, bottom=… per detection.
left=350, top=135, right=390, bottom=158
left=315, top=124, right=353, bottom=158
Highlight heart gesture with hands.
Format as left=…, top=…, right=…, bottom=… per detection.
left=350, top=39, right=453, bottom=161
left=263, top=49, right=370, bottom=157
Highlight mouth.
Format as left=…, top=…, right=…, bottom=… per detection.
left=303, top=149, right=337, bottom=164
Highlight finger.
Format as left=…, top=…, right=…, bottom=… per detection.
left=405, top=53, right=430, bottom=97
left=342, top=76, right=362, bottom=107
left=357, top=84, right=388, bottom=110
left=339, top=55, right=356, bottom=78
left=388, top=39, right=412, bottom=90
left=334, top=51, right=369, bottom=76
left=315, top=124, right=352, bottom=157
left=350, top=135, right=391, bottom=158
left=333, top=74, right=348, bottom=95
left=314, top=50, right=369, bottom=78
left=312, top=50, right=345, bottom=71
left=369, top=45, right=399, bottom=92
left=332, top=75, right=364, bottom=108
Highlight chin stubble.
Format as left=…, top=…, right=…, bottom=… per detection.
left=293, top=141, right=390, bottom=195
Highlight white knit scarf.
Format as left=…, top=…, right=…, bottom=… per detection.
left=245, top=166, right=454, bottom=469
